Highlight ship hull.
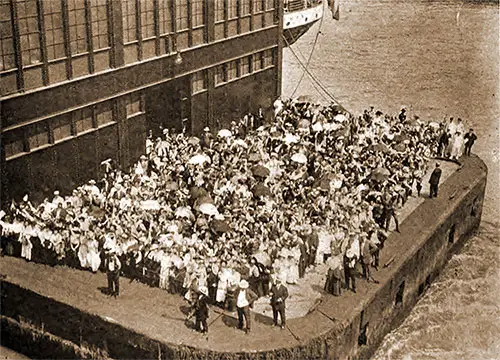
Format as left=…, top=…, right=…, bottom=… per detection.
left=283, top=2, right=324, bottom=46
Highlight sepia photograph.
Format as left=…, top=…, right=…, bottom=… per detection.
left=0, top=0, right=498, bottom=359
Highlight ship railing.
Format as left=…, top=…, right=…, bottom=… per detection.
left=284, top=0, right=322, bottom=13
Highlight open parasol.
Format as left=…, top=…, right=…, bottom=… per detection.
left=394, top=143, right=406, bottom=152
left=175, top=206, right=193, bottom=219
left=298, top=119, right=311, bottom=129
left=217, top=129, right=232, bottom=138
left=312, top=122, right=323, bottom=132
left=188, top=136, right=200, bottom=145
left=199, top=203, right=218, bottom=216
left=252, top=183, right=272, bottom=197
left=291, top=153, right=308, bottom=164
left=233, top=139, right=248, bottom=148
left=248, top=152, right=261, bottom=162
left=190, top=186, right=208, bottom=199
left=334, top=114, right=348, bottom=123
left=369, top=143, right=390, bottom=153
left=165, top=181, right=179, bottom=191
left=253, top=251, right=271, bottom=267
left=140, top=199, right=161, bottom=211
left=370, top=167, right=390, bottom=182
left=283, top=133, right=299, bottom=144
left=428, top=121, right=440, bottom=130
left=211, top=219, right=231, bottom=233
left=251, top=165, right=270, bottom=178
left=295, top=94, right=316, bottom=104
left=188, top=154, right=210, bottom=165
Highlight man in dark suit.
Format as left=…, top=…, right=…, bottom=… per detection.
left=192, top=286, right=210, bottom=333
left=429, top=163, right=442, bottom=198
left=105, top=251, right=121, bottom=297
left=270, top=277, right=289, bottom=329
left=464, top=128, right=477, bottom=156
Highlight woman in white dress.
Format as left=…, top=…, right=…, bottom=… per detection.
left=20, top=232, right=33, bottom=261
left=450, top=131, right=464, bottom=160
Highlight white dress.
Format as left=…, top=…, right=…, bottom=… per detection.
left=450, top=134, right=464, bottom=159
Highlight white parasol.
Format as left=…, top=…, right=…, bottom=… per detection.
left=199, top=203, right=218, bottom=216
left=291, top=153, right=308, bottom=164
left=218, top=129, right=232, bottom=137
left=175, top=206, right=193, bottom=219
left=283, top=133, right=299, bottom=144
left=334, top=114, right=347, bottom=123
left=188, top=154, right=210, bottom=165
left=233, top=139, right=248, bottom=148
left=312, top=122, right=323, bottom=132
left=428, top=122, right=440, bottom=130
left=140, top=199, right=161, bottom=211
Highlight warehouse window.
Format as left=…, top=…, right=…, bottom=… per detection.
left=214, top=64, right=226, bottom=85
left=17, top=0, right=41, bottom=66
left=53, top=123, right=73, bottom=143
left=175, top=0, right=188, bottom=31
left=241, top=0, right=250, bottom=15
left=227, top=60, right=237, bottom=81
left=122, top=0, right=137, bottom=43
left=4, top=139, right=25, bottom=159
left=228, top=0, right=237, bottom=19
left=28, top=129, right=49, bottom=151
left=215, top=0, right=224, bottom=22
left=90, top=0, right=109, bottom=49
left=68, top=0, right=88, bottom=55
left=252, top=52, right=262, bottom=72
left=74, top=108, right=94, bottom=134
left=158, top=0, right=172, bottom=34
left=126, top=94, right=144, bottom=118
left=191, top=70, right=206, bottom=94
left=191, top=0, right=204, bottom=27
left=0, top=1, right=15, bottom=71
left=265, top=0, right=274, bottom=10
left=96, top=105, right=114, bottom=127
left=263, top=49, right=274, bottom=68
left=43, top=0, right=65, bottom=60
left=140, top=0, right=155, bottom=39
left=253, top=0, right=263, bottom=13
left=239, top=56, right=250, bottom=76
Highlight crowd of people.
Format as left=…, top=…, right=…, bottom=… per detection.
left=1, top=99, right=474, bottom=329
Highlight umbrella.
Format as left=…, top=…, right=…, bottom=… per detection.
left=295, top=94, right=315, bottom=104
left=190, top=186, right=208, bottom=199
left=252, top=183, right=272, bottom=197
left=312, top=122, right=323, bottom=132
left=298, top=119, right=311, bottom=129
left=334, top=114, right=347, bottom=123
left=283, top=133, right=299, bottom=144
left=165, top=181, right=179, bottom=191
left=211, top=219, right=231, bottom=233
left=394, top=143, right=406, bottom=152
left=233, top=139, right=248, bottom=148
left=248, top=153, right=261, bottom=162
left=218, top=129, right=232, bottom=137
left=140, top=200, right=161, bottom=211
left=188, top=136, right=200, bottom=145
left=253, top=251, right=271, bottom=267
left=369, top=143, right=390, bottom=153
left=371, top=167, right=390, bottom=182
left=428, top=122, right=440, bottom=130
left=188, top=154, right=210, bottom=165
left=393, top=133, right=410, bottom=142
left=199, top=203, right=218, bottom=216
left=251, top=165, right=270, bottom=178
left=291, top=153, right=308, bottom=164
left=175, top=206, right=193, bottom=219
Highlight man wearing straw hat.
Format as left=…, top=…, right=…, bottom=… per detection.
left=235, top=279, right=258, bottom=334
left=105, top=249, right=121, bottom=298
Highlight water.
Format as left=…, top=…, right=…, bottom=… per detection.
left=282, top=0, right=500, bottom=358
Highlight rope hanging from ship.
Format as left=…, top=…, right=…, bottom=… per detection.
left=288, top=6, right=326, bottom=99
left=283, top=33, right=343, bottom=107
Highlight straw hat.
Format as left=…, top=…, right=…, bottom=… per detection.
left=239, top=280, right=249, bottom=289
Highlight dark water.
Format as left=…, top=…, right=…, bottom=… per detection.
left=282, top=0, right=499, bottom=358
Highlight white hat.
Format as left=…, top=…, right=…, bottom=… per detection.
left=54, top=190, right=60, bottom=195
left=239, top=280, right=249, bottom=289
left=204, top=127, right=210, bottom=132
left=23, top=194, right=29, bottom=202
left=199, top=286, right=208, bottom=296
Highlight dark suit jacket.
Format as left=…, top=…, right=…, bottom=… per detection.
left=270, top=284, right=289, bottom=308
left=429, top=167, right=442, bottom=185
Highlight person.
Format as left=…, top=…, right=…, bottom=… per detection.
left=398, top=108, right=407, bottom=123
left=429, top=163, right=442, bottom=198
left=206, top=264, right=218, bottom=304
left=192, top=286, right=209, bottom=333
left=235, top=280, right=258, bottom=334
left=343, top=251, right=357, bottom=293
left=437, top=131, right=450, bottom=157
left=464, top=128, right=477, bottom=156
left=449, top=131, right=464, bottom=160
left=324, top=256, right=342, bottom=296
left=269, top=277, right=288, bottom=329
left=105, top=251, right=121, bottom=297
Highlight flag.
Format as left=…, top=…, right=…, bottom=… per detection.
left=328, top=0, right=340, bottom=20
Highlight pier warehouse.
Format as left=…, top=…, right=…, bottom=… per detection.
left=0, top=0, right=282, bottom=205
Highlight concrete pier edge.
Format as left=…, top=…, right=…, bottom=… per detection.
left=0, top=155, right=488, bottom=359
